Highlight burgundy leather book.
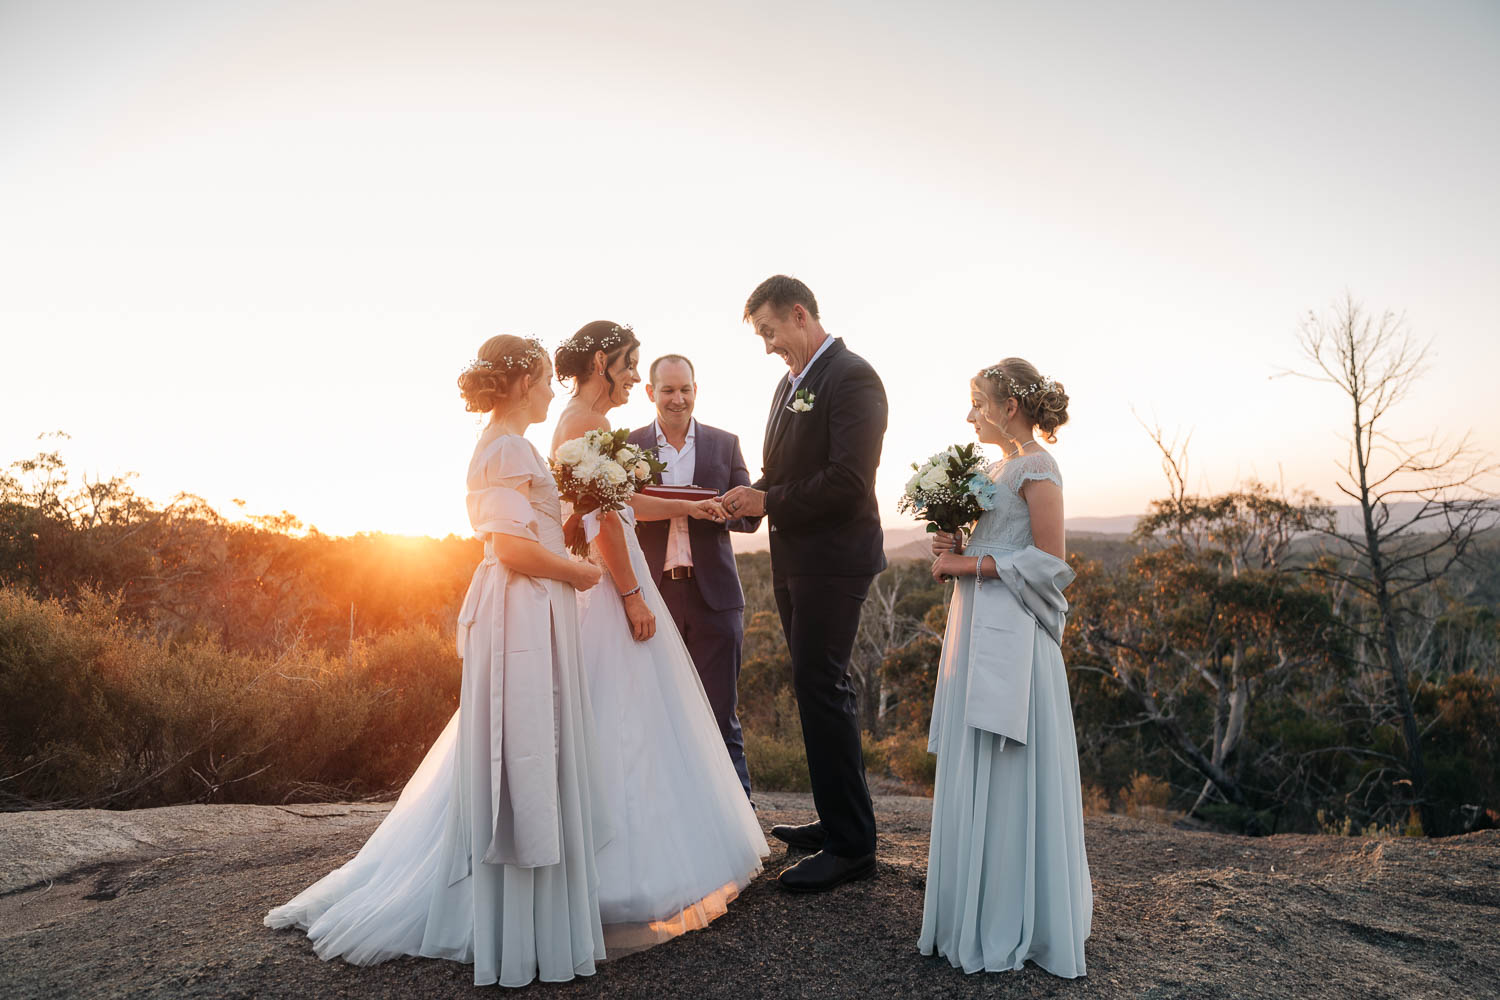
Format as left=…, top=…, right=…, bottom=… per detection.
left=638, top=484, right=718, bottom=500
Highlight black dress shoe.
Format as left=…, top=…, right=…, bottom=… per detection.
left=777, top=850, right=876, bottom=893
left=770, top=820, right=824, bottom=851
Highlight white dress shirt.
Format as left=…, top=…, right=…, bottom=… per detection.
left=789, top=333, right=834, bottom=391
left=654, top=418, right=697, bottom=570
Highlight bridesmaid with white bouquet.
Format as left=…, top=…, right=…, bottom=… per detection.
left=920, top=358, right=1092, bottom=978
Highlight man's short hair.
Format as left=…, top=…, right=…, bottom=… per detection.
left=649, top=354, right=695, bottom=383
left=743, top=274, right=819, bottom=322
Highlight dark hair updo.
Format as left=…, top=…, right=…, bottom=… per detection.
left=975, top=357, right=1070, bottom=443
left=457, top=335, right=547, bottom=413
left=554, top=321, right=640, bottom=397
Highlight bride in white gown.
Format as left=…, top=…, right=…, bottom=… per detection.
left=551, top=321, right=769, bottom=953
left=264, top=338, right=612, bottom=988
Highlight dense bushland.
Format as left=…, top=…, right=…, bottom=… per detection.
left=0, top=586, right=458, bottom=808
left=2, top=439, right=1496, bottom=834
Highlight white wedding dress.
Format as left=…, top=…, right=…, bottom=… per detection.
left=576, top=504, right=769, bottom=953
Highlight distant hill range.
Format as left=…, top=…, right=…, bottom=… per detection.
left=730, top=501, right=1488, bottom=562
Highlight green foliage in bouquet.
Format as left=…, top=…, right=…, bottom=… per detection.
left=897, top=442, right=997, bottom=534
left=550, top=428, right=666, bottom=555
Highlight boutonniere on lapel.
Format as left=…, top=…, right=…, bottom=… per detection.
left=786, top=388, right=816, bottom=414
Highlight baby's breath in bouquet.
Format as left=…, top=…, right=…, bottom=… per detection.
left=551, top=429, right=666, bottom=555
left=897, top=443, right=998, bottom=538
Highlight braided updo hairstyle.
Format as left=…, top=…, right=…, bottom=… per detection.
left=976, top=357, right=1070, bottom=443
left=554, top=321, right=640, bottom=397
left=457, top=335, right=547, bottom=413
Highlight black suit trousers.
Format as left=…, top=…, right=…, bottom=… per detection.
left=773, top=572, right=877, bottom=858
left=660, top=576, right=751, bottom=796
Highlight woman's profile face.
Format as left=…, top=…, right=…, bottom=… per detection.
left=527, top=359, right=556, bottom=423
left=967, top=380, right=1008, bottom=445
left=608, top=347, right=642, bottom=406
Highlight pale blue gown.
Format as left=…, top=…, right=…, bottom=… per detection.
left=266, top=433, right=610, bottom=988
left=919, top=450, right=1092, bottom=978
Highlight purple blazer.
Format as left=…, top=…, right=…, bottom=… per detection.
left=628, top=420, right=759, bottom=613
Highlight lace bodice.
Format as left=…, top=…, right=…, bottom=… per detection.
left=466, top=433, right=567, bottom=557
left=965, top=451, right=1063, bottom=553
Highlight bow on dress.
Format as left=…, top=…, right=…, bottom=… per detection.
left=448, top=478, right=561, bottom=879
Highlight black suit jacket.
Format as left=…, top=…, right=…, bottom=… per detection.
left=753, top=337, right=887, bottom=578
left=627, top=420, right=756, bottom=612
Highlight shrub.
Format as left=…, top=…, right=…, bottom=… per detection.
left=1081, top=784, right=1111, bottom=817
left=0, top=586, right=458, bottom=808
left=1120, top=771, right=1175, bottom=824
left=746, top=732, right=811, bottom=792
left=880, top=730, right=936, bottom=794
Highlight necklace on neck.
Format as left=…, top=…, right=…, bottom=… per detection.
left=1009, top=439, right=1037, bottom=455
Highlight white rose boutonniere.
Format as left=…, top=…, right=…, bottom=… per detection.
left=787, top=388, right=816, bottom=413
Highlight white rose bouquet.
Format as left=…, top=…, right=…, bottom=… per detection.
left=551, top=428, right=666, bottom=555
left=896, top=442, right=997, bottom=536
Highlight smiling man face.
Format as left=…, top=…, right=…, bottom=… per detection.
left=749, top=301, right=825, bottom=376
left=646, top=355, right=696, bottom=432
left=743, top=274, right=828, bottom=377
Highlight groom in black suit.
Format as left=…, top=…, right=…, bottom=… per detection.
left=722, top=274, right=887, bottom=892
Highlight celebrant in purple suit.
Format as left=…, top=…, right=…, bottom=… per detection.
left=627, top=354, right=759, bottom=797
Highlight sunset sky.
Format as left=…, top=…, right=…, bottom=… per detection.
left=3, top=0, right=1497, bottom=539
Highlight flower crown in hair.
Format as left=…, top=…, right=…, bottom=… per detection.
left=461, top=337, right=547, bottom=377
left=562, top=323, right=634, bottom=355
left=980, top=366, right=1058, bottom=399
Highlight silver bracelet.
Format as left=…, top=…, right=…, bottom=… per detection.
left=619, top=584, right=642, bottom=599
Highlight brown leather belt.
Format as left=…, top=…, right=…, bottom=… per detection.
left=664, top=566, right=694, bottom=580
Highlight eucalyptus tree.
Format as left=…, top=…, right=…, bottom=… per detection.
left=1286, top=297, right=1499, bottom=834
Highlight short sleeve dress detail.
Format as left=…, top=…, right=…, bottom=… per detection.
left=465, top=432, right=554, bottom=544
left=918, top=450, right=1093, bottom=979
left=266, top=431, right=610, bottom=989
left=965, top=451, right=1063, bottom=552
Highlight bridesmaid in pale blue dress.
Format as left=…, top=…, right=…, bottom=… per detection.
left=920, top=357, right=1092, bottom=978
left=266, top=336, right=612, bottom=988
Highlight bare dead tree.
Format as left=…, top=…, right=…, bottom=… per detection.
left=851, top=570, right=911, bottom=737
left=850, top=564, right=939, bottom=738
left=1282, top=295, right=1500, bottom=834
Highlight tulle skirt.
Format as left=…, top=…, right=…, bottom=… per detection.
left=265, top=578, right=608, bottom=988
left=919, top=573, right=1093, bottom=978
left=578, top=527, right=768, bottom=954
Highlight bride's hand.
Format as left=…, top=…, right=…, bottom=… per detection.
left=687, top=497, right=727, bottom=522
left=623, top=591, right=656, bottom=642
left=571, top=562, right=603, bottom=592
left=931, top=530, right=963, bottom=555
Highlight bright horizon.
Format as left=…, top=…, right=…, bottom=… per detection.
left=4, top=1, right=1497, bottom=540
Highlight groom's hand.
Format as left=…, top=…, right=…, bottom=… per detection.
left=721, top=486, right=766, bottom=519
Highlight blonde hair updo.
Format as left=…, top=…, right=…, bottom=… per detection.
left=975, top=357, right=1070, bottom=443
left=457, top=335, right=547, bottom=413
